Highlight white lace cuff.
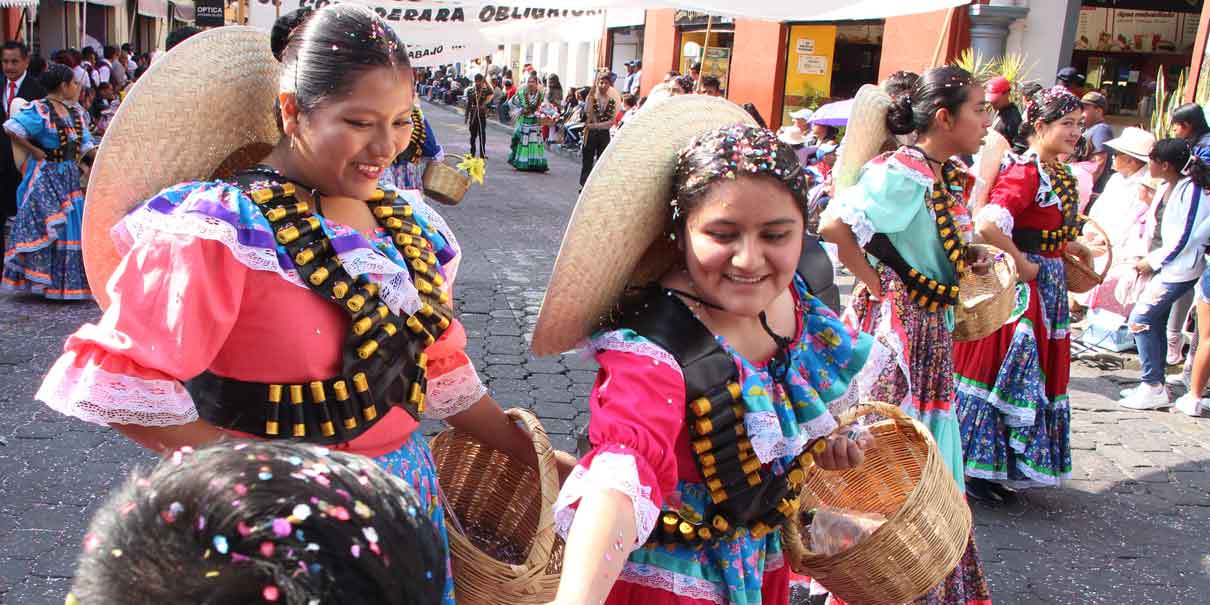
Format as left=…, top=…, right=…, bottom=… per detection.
left=36, top=356, right=199, bottom=427
left=824, top=201, right=876, bottom=248
left=976, top=204, right=1014, bottom=236
left=590, top=330, right=680, bottom=371
left=553, top=451, right=661, bottom=547
left=423, top=361, right=487, bottom=419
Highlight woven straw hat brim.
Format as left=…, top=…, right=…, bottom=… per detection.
left=530, top=95, right=755, bottom=356
left=83, top=27, right=280, bottom=309
left=833, top=84, right=891, bottom=193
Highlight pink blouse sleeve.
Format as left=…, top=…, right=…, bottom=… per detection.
left=36, top=233, right=247, bottom=426
left=552, top=346, right=686, bottom=547
left=421, top=318, right=488, bottom=419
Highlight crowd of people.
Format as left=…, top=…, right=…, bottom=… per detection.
left=8, top=4, right=1210, bottom=605
left=0, top=27, right=202, bottom=302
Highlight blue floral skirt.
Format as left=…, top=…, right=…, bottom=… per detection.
left=954, top=254, right=1072, bottom=488
left=374, top=432, right=456, bottom=605
left=2, top=159, right=90, bottom=300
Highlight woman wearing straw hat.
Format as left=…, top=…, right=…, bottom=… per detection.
left=819, top=66, right=993, bottom=605
left=532, top=95, right=884, bottom=605
left=2, top=63, right=96, bottom=300
left=33, top=8, right=572, bottom=604
left=954, top=86, right=1086, bottom=499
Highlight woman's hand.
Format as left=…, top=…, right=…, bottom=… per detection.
left=1017, top=258, right=1041, bottom=283
left=1134, top=258, right=1154, bottom=276
left=31, top=148, right=46, bottom=162
left=967, top=246, right=992, bottom=275
left=814, top=426, right=875, bottom=471
left=553, top=449, right=578, bottom=485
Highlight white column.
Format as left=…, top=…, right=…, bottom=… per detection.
left=1008, top=0, right=1082, bottom=86
left=536, top=42, right=550, bottom=76
left=553, top=42, right=569, bottom=88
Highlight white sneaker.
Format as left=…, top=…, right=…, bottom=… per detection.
left=1166, top=372, right=1189, bottom=387
left=1119, top=383, right=1171, bottom=410
left=1174, top=393, right=1207, bottom=417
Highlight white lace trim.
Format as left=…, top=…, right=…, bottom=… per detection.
left=884, top=153, right=936, bottom=188
left=590, top=330, right=682, bottom=373
left=826, top=338, right=894, bottom=417
left=553, top=451, right=661, bottom=548
left=842, top=293, right=915, bottom=412
left=118, top=201, right=428, bottom=316
left=119, top=206, right=297, bottom=283
left=423, top=361, right=487, bottom=420
left=618, top=562, right=725, bottom=603
left=976, top=204, right=1014, bottom=237
left=1005, top=150, right=1060, bottom=208
left=826, top=200, right=876, bottom=248
left=35, top=355, right=198, bottom=427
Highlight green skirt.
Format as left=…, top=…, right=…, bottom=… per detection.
left=508, top=116, right=548, bottom=172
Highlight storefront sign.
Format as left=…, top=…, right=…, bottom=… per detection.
left=195, top=0, right=225, bottom=26
left=782, top=24, right=836, bottom=123
left=1075, top=6, right=1200, bottom=55
left=797, top=55, right=827, bottom=75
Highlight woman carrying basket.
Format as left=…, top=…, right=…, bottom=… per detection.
left=954, top=86, right=1085, bottom=500
left=531, top=96, right=885, bottom=605
left=819, top=66, right=994, bottom=605
left=33, top=9, right=571, bottom=605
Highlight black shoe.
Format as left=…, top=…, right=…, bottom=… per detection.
left=987, top=482, right=1020, bottom=504
left=965, top=478, right=1003, bottom=506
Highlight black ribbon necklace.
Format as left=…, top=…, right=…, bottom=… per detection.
left=666, top=286, right=795, bottom=382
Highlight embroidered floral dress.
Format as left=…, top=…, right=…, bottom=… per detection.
left=2, top=99, right=96, bottom=299
left=35, top=181, right=483, bottom=605
left=819, top=146, right=992, bottom=605
left=553, top=277, right=882, bottom=605
left=955, top=152, right=1074, bottom=488
left=508, top=89, right=549, bottom=172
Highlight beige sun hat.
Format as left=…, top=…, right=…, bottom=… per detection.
left=83, top=26, right=280, bottom=309
left=531, top=95, right=756, bottom=355
left=777, top=126, right=807, bottom=146
left=1104, top=127, right=1155, bottom=162
left=833, top=84, right=892, bottom=192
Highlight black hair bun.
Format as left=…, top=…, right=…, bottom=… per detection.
left=885, top=95, right=916, bottom=136
left=270, top=6, right=314, bottom=62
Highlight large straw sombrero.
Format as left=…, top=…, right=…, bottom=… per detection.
left=531, top=95, right=755, bottom=355
left=83, top=27, right=279, bottom=308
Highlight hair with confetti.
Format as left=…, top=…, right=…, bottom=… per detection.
left=67, top=441, right=445, bottom=605
left=886, top=65, right=974, bottom=136
left=271, top=4, right=411, bottom=119
left=1019, top=85, right=1082, bottom=142
left=670, top=124, right=810, bottom=231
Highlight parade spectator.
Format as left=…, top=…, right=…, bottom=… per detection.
left=669, top=74, right=693, bottom=96
left=689, top=61, right=701, bottom=81
left=121, top=43, right=137, bottom=74
left=165, top=26, right=201, bottom=52
left=1080, top=127, right=1157, bottom=317
left=546, top=73, right=564, bottom=107
left=67, top=441, right=446, bottom=605
left=1081, top=91, right=1115, bottom=194
left=700, top=75, right=722, bottom=97
left=1120, top=139, right=1210, bottom=410
left=81, top=46, right=109, bottom=89
left=1172, top=102, right=1210, bottom=163
left=103, top=45, right=126, bottom=89
left=1, top=40, right=46, bottom=254
left=1056, top=66, right=1085, bottom=97
left=623, top=60, right=641, bottom=95
left=662, top=70, right=678, bottom=84
left=986, top=76, right=1022, bottom=146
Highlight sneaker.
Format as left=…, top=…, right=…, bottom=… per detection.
left=1119, top=383, right=1171, bottom=410
left=1174, top=393, right=1207, bottom=417
left=1166, top=372, right=1189, bottom=387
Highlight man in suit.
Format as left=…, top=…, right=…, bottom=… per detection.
left=1, top=40, right=46, bottom=253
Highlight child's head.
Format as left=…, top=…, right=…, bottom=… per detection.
left=96, top=81, right=114, bottom=100
left=69, top=441, right=445, bottom=605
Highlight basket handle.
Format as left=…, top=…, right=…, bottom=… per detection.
left=505, top=407, right=563, bottom=571
left=443, top=154, right=469, bottom=170
left=835, top=401, right=913, bottom=429
left=1079, top=216, right=1112, bottom=281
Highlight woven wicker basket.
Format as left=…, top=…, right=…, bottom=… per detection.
left=783, top=402, right=972, bottom=605
left=953, top=244, right=1018, bottom=342
left=422, top=155, right=472, bottom=206
left=430, top=408, right=563, bottom=604
left=1064, top=218, right=1110, bottom=294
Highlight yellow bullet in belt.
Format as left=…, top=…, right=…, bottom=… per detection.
left=332, top=282, right=349, bottom=299
left=308, top=267, right=329, bottom=286
left=352, top=372, right=370, bottom=393
left=353, top=316, right=373, bottom=336
left=690, top=397, right=712, bottom=417
left=357, top=340, right=379, bottom=359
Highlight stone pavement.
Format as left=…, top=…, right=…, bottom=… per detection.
left=0, top=106, right=1206, bottom=604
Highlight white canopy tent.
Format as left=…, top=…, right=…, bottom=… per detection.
left=247, top=0, right=970, bottom=67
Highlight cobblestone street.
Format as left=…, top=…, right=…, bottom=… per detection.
left=0, top=107, right=1207, bottom=604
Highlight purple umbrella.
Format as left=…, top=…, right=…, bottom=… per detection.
left=809, top=98, right=854, bottom=127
